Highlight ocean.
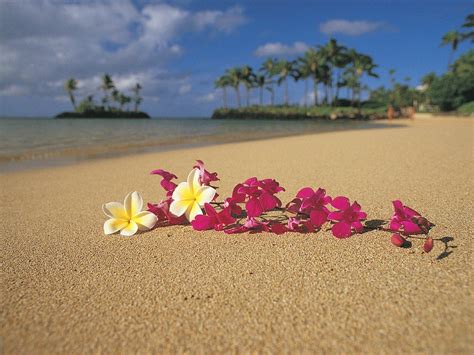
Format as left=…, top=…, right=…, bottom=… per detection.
left=0, top=117, right=390, bottom=172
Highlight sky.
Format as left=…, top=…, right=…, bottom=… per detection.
left=0, top=0, right=472, bottom=117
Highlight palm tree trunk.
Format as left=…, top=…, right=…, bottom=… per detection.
left=259, top=86, right=263, bottom=106
left=68, top=92, right=76, bottom=111
left=313, top=78, right=318, bottom=106
left=271, top=82, right=275, bottom=106
left=223, top=87, right=228, bottom=108
left=335, top=71, right=340, bottom=104
left=448, top=50, right=453, bottom=70
left=235, top=87, right=241, bottom=108
left=285, top=78, right=289, bottom=105
left=304, top=79, right=308, bottom=107
left=134, top=101, right=138, bottom=112
left=246, top=86, right=250, bottom=107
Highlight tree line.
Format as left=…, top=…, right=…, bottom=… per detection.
left=215, top=39, right=378, bottom=109
left=64, top=74, right=143, bottom=113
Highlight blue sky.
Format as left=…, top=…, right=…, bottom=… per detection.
left=0, top=0, right=472, bottom=117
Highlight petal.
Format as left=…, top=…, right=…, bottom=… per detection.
left=357, top=212, right=367, bottom=220
left=246, top=197, right=263, bottom=217
left=402, top=221, right=422, bottom=235
left=104, top=218, right=128, bottom=235
left=296, top=187, right=314, bottom=199
left=172, top=182, right=194, bottom=201
left=195, top=185, right=216, bottom=206
left=310, top=209, right=327, bottom=228
left=102, top=202, right=128, bottom=219
left=169, top=199, right=192, bottom=217
left=124, top=191, right=143, bottom=218
left=271, top=223, right=287, bottom=234
left=185, top=201, right=203, bottom=222
left=331, top=221, right=352, bottom=238
left=187, top=168, right=201, bottom=194
left=331, top=196, right=350, bottom=210
left=191, top=215, right=214, bottom=230
left=133, top=211, right=158, bottom=230
left=120, top=221, right=138, bottom=237
left=389, top=220, right=402, bottom=231
left=259, top=191, right=277, bottom=211
left=351, top=221, right=364, bottom=233
left=327, top=211, right=344, bottom=221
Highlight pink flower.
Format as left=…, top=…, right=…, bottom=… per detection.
left=389, top=200, right=431, bottom=235
left=150, top=169, right=177, bottom=197
left=147, top=199, right=186, bottom=225
left=191, top=203, right=235, bottom=231
left=391, top=233, right=406, bottom=247
left=233, top=177, right=285, bottom=218
left=193, top=160, right=219, bottom=186
left=286, top=216, right=315, bottom=233
left=423, top=237, right=434, bottom=253
left=286, top=187, right=332, bottom=228
left=224, top=217, right=270, bottom=234
left=328, top=196, right=367, bottom=238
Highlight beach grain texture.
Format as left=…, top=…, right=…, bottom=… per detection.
left=1, top=117, right=473, bottom=353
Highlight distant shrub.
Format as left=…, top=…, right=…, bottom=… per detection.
left=457, top=101, right=474, bottom=115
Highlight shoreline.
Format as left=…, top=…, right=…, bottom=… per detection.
left=0, top=119, right=402, bottom=173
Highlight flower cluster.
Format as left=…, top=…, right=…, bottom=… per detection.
left=102, top=161, right=435, bottom=254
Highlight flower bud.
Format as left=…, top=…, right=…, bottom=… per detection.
left=391, top=233, right=406, bottom=247
left=423, top=237, right=434, bottom=253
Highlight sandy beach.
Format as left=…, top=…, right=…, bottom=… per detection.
left=1, top=116, right=472, bottom=353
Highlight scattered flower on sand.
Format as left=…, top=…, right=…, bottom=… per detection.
left=391, top=233, right=406, bottom=247
left=103, top=191, right=158, bottom=236
left=191, top=203, right=235, bottom=231
left=328, top=196, right=367, bottom=238
left=389, top=200, right=431, bottom=235
left=169, top=168, right=216, bottom=222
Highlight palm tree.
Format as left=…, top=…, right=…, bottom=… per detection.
left=64, top=78, right=78, bottom=111
left=214, top=75, right=231, bottom=108
left=441, top=31, right=461, bottom=68
left=118, top=93, right=131, bottom=111
left=131, top=83, right=142, bottom=112
left=240, top=66, right=256, bottom=107
left=100, top=74, right=115, bottom=111
left=260, top=58, right=278, bottom=105
left=254, top=75, right=266, bottom=106
left=111, top=89, right=120, bottom=111
left=319, top=39, right=346, bottom=104
left=299, top=48, right=327, bottom=106
left=295, top=59, right=310, bottom=107
left=226, top=68, right=242, bottom=108
left=276, top=60, right=295, bottom=105
left=461, top=13, right=474, bottom=43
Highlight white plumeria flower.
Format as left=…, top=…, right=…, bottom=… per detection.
left=103, top=191, right=158, bottom=236
left=169, top=168, right=216, bottom=222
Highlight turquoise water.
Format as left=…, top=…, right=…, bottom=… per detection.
left=0, top=117, right=391, bottom=171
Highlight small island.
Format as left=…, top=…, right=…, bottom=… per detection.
left=55, top=74, right=150, bottom=119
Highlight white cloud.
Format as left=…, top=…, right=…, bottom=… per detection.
left=178, top=84, right=192, bottom=94
left=320, top=19, right=383, bottom=36
left=254, top=41, right=309, bottom=57
left=196, top=92, right=217, bottom=103
left=0, top=1, right=247, bottom=99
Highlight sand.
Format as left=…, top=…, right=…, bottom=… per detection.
left=1, top=116, right=472, bottom=353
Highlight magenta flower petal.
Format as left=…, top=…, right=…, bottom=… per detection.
left=351, top=221, right=364, bottom=233
left=191, top=215, right=214, bottom=231
left=246, top=197, right=263, bottom=217
left=296, top=187, right=314, bottom=199
left=328, top=211, right=344, bottom=222
left=402, top=221, right=422, bottom=235
left=331, top=196, right=350, bottom=210
left=332, top=221, right=352, bottom=238
left=259, top=191, right=277, bottom=211
left=391, top=233, right=406, bottom=247
left=389, top=220, right=402, bottom=231
left=357, top=211, right=367, bottom=220
left=423, top=237, right=434, bottom=253
left=271, top=223, right=287, bottom=235
left=310, top=209, right=327, bottom=228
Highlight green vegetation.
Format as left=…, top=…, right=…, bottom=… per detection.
left=57, top=74, right=149, bottom=118
left=212, top=105, right=387, bottom=120
left=213, top=13, right=473, bottom=119
left=457, top=101, right=474, bottom=115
